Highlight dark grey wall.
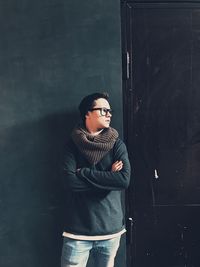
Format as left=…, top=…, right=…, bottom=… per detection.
left=0, top=1, right=124, bottom=267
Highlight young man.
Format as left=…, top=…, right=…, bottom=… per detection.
left=61, top=92, right=131, bottom=267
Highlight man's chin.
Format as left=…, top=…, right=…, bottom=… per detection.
left=98, top=125, right=110, bottom=131
left=103, top=125, right=110, bottom=129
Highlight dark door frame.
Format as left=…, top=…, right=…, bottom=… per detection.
left=121, top=2, right=136, bottom=266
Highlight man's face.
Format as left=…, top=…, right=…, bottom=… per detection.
left=86, top=98, right=112, bottom=131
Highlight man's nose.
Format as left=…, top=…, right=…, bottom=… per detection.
left=106, top=112, right=112, bottom=117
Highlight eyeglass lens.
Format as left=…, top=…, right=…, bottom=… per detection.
left=100, top=108, right=112, bottom=116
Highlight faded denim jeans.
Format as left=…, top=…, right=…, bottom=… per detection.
left=61, top=236, right=121, bottom=267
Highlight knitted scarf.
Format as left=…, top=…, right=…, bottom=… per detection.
left=71, top=126, right=119, bottom=164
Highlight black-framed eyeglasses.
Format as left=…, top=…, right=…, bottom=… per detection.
left=89, top=107, right=112, bottom=116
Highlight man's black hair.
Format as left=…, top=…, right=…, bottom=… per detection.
left=78, top=92, right=109, bottom=122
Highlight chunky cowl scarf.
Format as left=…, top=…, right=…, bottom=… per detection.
left=71, top=126, right=119, bottom=164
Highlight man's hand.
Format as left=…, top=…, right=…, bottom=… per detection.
left=112, top=160, right=123, bottom=172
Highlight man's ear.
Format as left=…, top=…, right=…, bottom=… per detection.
left=85, top=111, right=90, bottom=119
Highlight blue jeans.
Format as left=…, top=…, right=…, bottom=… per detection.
left=61, top=236, right=121, bottom=267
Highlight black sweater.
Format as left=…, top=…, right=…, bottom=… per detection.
left=62, top=137, right=131, bottom=236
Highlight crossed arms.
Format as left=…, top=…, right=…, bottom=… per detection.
left=63, top=139, right=131, bottom=192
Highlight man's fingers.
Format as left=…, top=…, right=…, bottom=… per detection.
left=112, top=161, right=123, bottom=171
left=114, top=160, right=122, bottom=166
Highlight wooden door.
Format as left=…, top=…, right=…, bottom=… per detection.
left=122, top=1, right=200, bottom=266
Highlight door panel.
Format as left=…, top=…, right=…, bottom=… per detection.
left=122, top=3, right=200, bottom=267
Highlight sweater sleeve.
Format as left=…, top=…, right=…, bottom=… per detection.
left=62, top=143, right=93, bottom=193
left=77, top=139, right=131, bottom=191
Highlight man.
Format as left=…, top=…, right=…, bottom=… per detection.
left=61, top=92, right=131, bottom=267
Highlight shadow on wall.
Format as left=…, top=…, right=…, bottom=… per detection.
left=0, top=110, right=79, bottom=267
